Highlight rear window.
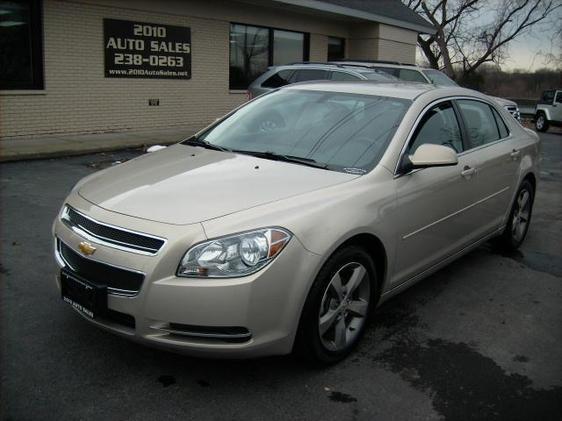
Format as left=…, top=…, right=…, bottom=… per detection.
left=262, top=70, right=293, bottom=88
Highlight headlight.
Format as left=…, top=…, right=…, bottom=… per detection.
left=177, top=228, right=292, bottom=278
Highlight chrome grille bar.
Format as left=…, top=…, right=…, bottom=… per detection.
left=61, top=205, right=166, bottom=255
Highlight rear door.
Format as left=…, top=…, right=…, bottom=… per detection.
left=455, top=99, right=520, bottom=236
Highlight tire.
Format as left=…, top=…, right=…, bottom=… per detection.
left=535, top=112, right=549, bottom=132
left=294, top=246, right=377, bottom=365
left=494, top=179, right=535, bottom=251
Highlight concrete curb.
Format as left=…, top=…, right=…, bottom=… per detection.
left=0, top=127, right=196, bottom=163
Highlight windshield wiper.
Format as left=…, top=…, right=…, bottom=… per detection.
left=241, top=151, right=328, bottom=170
left=184, top=137, right=232, bottom=152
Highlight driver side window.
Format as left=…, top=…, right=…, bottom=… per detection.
left=409, top=101, right=463, bottom=154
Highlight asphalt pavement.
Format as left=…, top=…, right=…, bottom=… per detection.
left=1, top=132, right=561, bottom=421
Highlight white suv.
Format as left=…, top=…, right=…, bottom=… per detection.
left=534, top=89, right=562, bottom=132
left=333, top=61, right=521, bottom=121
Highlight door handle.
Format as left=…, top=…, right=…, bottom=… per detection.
left=461, top=166, right=476, bottom=179
left=510, top=149, right=521, bottom=160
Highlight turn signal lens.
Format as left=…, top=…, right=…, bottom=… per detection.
left=177, top=228, right=291, bottom=278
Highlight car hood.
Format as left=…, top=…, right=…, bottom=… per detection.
left=78, top=144, right=358, bottom=225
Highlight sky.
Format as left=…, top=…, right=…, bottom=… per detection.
left=503, top=25, right=561, bottom=71
left=415, top=2, right=561, bottom=72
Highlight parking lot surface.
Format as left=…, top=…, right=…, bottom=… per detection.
left=1, top=132, right=561, bottom=421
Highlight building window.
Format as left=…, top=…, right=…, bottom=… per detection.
left=273, top=29, right=304, bottom=65
left=229, top=23, right=308, bottom=90
left=327, top=37, right=345, bottom=61
left=0, top=0, right=43, bottom=90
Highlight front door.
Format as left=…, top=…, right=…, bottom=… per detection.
left=391, top=101, right=481, bottom=285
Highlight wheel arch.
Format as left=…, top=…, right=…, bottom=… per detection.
left=535, top=108, right=550, bottom=121
left=326, top=232, right=388, bottom=303
left=523, top=171, right=536, bottom=191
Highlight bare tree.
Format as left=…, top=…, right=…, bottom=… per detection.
left=404, top=0, right=561, bottom=79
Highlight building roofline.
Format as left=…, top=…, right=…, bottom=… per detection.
left=271, top=0, right=435, bottom=34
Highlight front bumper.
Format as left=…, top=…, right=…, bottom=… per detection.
left=52, top=196, right=321, bottom=358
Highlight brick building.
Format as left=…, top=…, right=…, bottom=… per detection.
left=0, top=0, right=433, bottom=139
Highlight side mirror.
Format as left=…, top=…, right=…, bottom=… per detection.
left=406, top=143, right=458, bottom=170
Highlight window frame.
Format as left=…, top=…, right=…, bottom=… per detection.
left=0, top=0, right=44, bottom=90
left=229, top=22, right=309, bottom=90
left=394, top=96, right=513, bottom=177
left=405, top=100, right=466, bottom=156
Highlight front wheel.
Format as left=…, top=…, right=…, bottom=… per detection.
left=495, top=180, right=535, bottom=251
left=294, top=246, right=377, bottom=365
left=535, top=113, right=549, bottom=132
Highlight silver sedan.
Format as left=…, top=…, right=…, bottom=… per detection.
left=53, top=82, right=539, bottom=364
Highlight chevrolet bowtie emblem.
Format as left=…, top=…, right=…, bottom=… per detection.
left=78, top=241, right=96, bottom=256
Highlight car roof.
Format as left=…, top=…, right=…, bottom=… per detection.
left=272, top=63, right=378, bottom=73
left=332, top=61, right=431, bottom=71
left=281, top=80, right=480, bottom=101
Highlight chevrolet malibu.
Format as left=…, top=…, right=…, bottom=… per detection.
left=53, top=82, right=539, bottom=364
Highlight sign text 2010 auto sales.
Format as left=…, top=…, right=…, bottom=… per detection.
left=104, top=19, right=191, bottom=79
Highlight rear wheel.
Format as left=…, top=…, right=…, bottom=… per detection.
left=495, top=180, right=535, bottom=251
left=535, top=112, right=549, bottom=132
left=294, top=246, right=377, bottom=365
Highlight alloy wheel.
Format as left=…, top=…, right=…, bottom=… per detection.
left=318, top=262, right=370, bottom=352
left=536, top=115, right=545, bottom=130
left=512, top=188, right=532, bottom=242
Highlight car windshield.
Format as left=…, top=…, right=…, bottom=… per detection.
left=189, top=89, right=411, bottom=173
left=422, top=69, right=458, bottom=87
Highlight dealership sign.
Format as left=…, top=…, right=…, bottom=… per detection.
left=104, top=19, right=191, bottom=79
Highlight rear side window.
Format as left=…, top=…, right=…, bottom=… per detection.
left=398, top=69, right=427, bottom=83
left=374, top=67, right=398, bottom=77
left=291, top=69, right=329, bottom=82
left=457, top=100, right=501, bottom=148
left=262, top=70, right=293, bottom=88
left=409, top=101, right=463, bottom=154
left=491, top=108, right=509, bottom=138
left=330, top=71, right=361, bottom=81
left=555, top=91, right=562, bottom=103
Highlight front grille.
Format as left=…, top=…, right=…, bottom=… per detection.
left=58, top=240, right=144, bottom=295
left=62, top=206, right=165, bottom=255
